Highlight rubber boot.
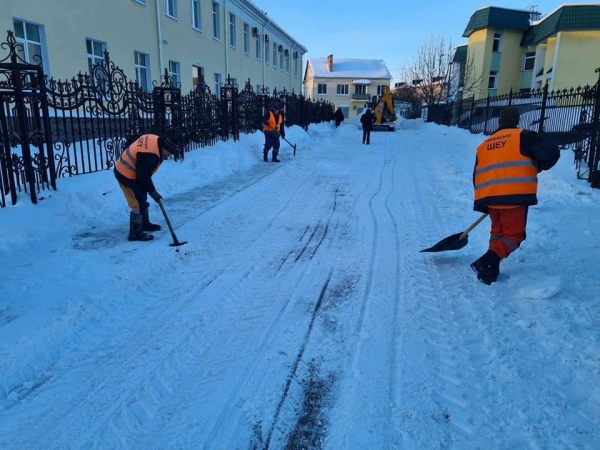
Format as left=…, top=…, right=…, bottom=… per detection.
left=470, top=251, right=500, bottom=285
left=272, top=150, right=280, bottom=163
left=263, top=150, right=268, bottom=162
left=128, top=212, right=154, bottom=242
left=142, top=209, right=161, bottom=232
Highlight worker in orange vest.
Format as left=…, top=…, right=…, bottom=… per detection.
left=114, top=134, right=178, bottom=241
left=471, top=107, right=560, bottom=285
left=262, top=103, right=285, bottom=162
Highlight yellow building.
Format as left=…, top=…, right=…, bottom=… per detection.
left=0, top=0, right=306, bottom=96
left=460, top=4, right=600, bottom=99
left=303, top=55, right=392, bottom=119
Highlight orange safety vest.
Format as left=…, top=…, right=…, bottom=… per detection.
left=114, top=134, right=161, bottom=180
left=474, top=129, right=538, bottom=210
left=263, top=112, right=283, bottom=133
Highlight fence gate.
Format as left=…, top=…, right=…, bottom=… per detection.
left=220, top=75, right=239, bottom=141
left=152, top=70, right=183, bottom=159
left=0, top=30, right=55, bottom=207
left=583, top=68, right=600, bottom=187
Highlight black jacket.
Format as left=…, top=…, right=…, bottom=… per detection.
left=360, top=111, right=374, bottom=131
left=334, top=109, right=344, bottom=123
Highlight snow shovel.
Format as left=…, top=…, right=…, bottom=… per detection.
left=275, top=130, right=297, bottom=156
left=157, top=199, right=187, bottom=247
left=420, top=213, right=488, bottom=253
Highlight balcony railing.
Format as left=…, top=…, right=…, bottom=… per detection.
left=351, top=93, right=370, bottom=100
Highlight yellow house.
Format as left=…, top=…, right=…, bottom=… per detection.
left=461, top=4, right=600, bottom=99
left=303, top=55, right=392, bottom=119
left=0, top=0, right=306, bottom=96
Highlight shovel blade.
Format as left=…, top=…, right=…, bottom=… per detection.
left=420, top=232, right=469, bottom=253
left=169, top=240, right=188, bottom=247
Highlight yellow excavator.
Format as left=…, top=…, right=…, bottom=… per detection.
left=370, top=85, right=397, bottom=131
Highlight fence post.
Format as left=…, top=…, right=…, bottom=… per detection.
left=468, top=96, right=475, bottom=132
left=483, top=95, right=491, bottom=135
left=538, top=80, right=549, bottom=134
left=508, top=87, right=513, bottom=106
left=589, top=68, right=600, bottom=187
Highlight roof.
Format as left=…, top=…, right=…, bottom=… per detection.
left=453, top=45, right=468, bottom=63
left=521, top=4, right=600, bottom=46
left=306, top=57, right=391, bottom=79
left=463, top=6, right=531, bottom=37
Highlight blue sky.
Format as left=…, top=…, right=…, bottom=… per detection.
left=253, top=0, right=576, bottom=84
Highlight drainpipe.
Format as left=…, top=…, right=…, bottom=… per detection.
left=263, top=19, right=271, bottom=91
left=155, top=0, right=165, bottom=76
left=224, top=0, right=229, bottom=77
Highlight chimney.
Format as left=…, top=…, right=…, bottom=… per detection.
left=327, top=54, right=333, bottom=72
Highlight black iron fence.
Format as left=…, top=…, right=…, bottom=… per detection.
left=0, top=30, right=334, bottom=208
left=424, top=68, right=600, bottom=188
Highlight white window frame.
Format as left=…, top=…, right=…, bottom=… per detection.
left=243, top=23, right=249, bottom=54
left=354, top=84, right=366, bottom=95
left=212, top=1, right=220, bottom=40
left=493, top=33, right=502, bottom=52
left=317, top=83, right=327, bottom=95
left=279, top=47, right=284, bottom=70
left=191, top=0, right=201, bottom=30
left=488, top=71, right=498, bottom=89
left=214, top=73, right=222, bottom=99
left=294, top=56, right=298, bottom=78
left=523, top=52, right=535, bottom=71
left=255, top=34, right=261, bottom=60
left=168, top=60, right=180, bottom=85
left=165, top=0, right=178, bottom=19
left=336, top=84, right=349, bottom=95
left=285, top=52, right=290, bottom=73
left=272, top=43, right=277, bottom=69
left=86, top=38, right=106, bottom=75
left=12, top=19, right=48, bottom=72
left=134, top=51, right=151, bottom=91
left=264, top=38, right=269, bottom=64
left=229, top=13, right=236, bottom=48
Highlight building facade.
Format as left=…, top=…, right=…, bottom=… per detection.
left=460, top=4, right=600, bottom=100
left=0, top=0, right=306, bottom=96
left=303, top=55, right=392, bottom=119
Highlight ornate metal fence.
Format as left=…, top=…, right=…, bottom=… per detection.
left=0, top=30, right=335, bottom=207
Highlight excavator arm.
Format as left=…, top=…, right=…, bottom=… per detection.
left=372, top=86, right=397, bottom=131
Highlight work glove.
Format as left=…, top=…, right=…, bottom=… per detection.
left=279, top=130, right=285, bottom=139
left=149, top=191, right=162, bottom=202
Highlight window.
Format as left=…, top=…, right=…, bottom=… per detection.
left=191, top=0, right=201, bottom=30
left=355, top=85, right=366, bottom=94
left=192, top=65, right=204, bottom=87
left=285, top=52, right=290, bottom=72
left=229, top=13, right=236, bottom=48
left=13, top=19, right=45, bottom=67
left=165, top=0, right=177, bottom=18
left=214, top=73, right=221, bottom=99
left=243, top=23, right=249, bottom=54
left=264, top=39, right=269, bottom=64
left=273, top=43, right=277, bottom=68
left=317, top=83, right=327, bottom=95
left=134, top=51, right=150, bottom=91
left=523, top=52, right=535, bottom=71
left=212, top=1, right=220, bottom=39
left=255, top=34, right=261, bottom=60
left=256, top=84, right=261, bottom=93
left=488, top=71, right=498, bottom=89
left=294, top=57, right=298, bottom=77
left=168, top=60, right=180, bottom=85
left=86, top=38, right=106, bottom=75
left=492, top=33, right=502, bottom=52
left=377, top=85, right=388, bottom=95
left=279, top=47, right=284, bottom=70
left=336, top=84, right=349, bottom=95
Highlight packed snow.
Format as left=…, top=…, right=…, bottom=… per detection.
left=1, top=119, right=599, bottom=449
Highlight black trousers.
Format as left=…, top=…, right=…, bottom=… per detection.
left=362, top=129, right=371, bottom=144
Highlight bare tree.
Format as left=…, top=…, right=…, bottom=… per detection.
left=399, top=34, right=454, bottom=105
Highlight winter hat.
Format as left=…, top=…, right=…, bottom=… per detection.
left=158, top=135, right=178, bottom=154
left=498, top=107, right=520, bottom=128
left=272, top=103, right=282, bottom=110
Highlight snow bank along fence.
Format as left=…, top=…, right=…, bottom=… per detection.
left=425, top=68, right=600, bottom=189
left=0, top=30, right=335, bottom=208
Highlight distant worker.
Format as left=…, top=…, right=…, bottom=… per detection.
left=262, top=103, right=285, bottom=163
left=470, top=107, right=560, bottom=285
left=114, top=134, right=177, bottom=242
left=360, top=108, right=375, bottom=145
left=333, top=107, right=345, bottom=128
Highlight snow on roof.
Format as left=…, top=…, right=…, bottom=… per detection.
left=308, top=57, right=391, bottom=79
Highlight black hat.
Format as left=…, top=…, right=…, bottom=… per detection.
left=272, top=103, right=282, bottom=110
left=158, top=136, right=178, bottom=154
left=498, top=107, right=520, bottom=128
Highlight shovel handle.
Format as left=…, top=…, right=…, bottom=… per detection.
left=458, top=213, right=489, bottom=240
left=157, top=199, right=182, bottom=245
